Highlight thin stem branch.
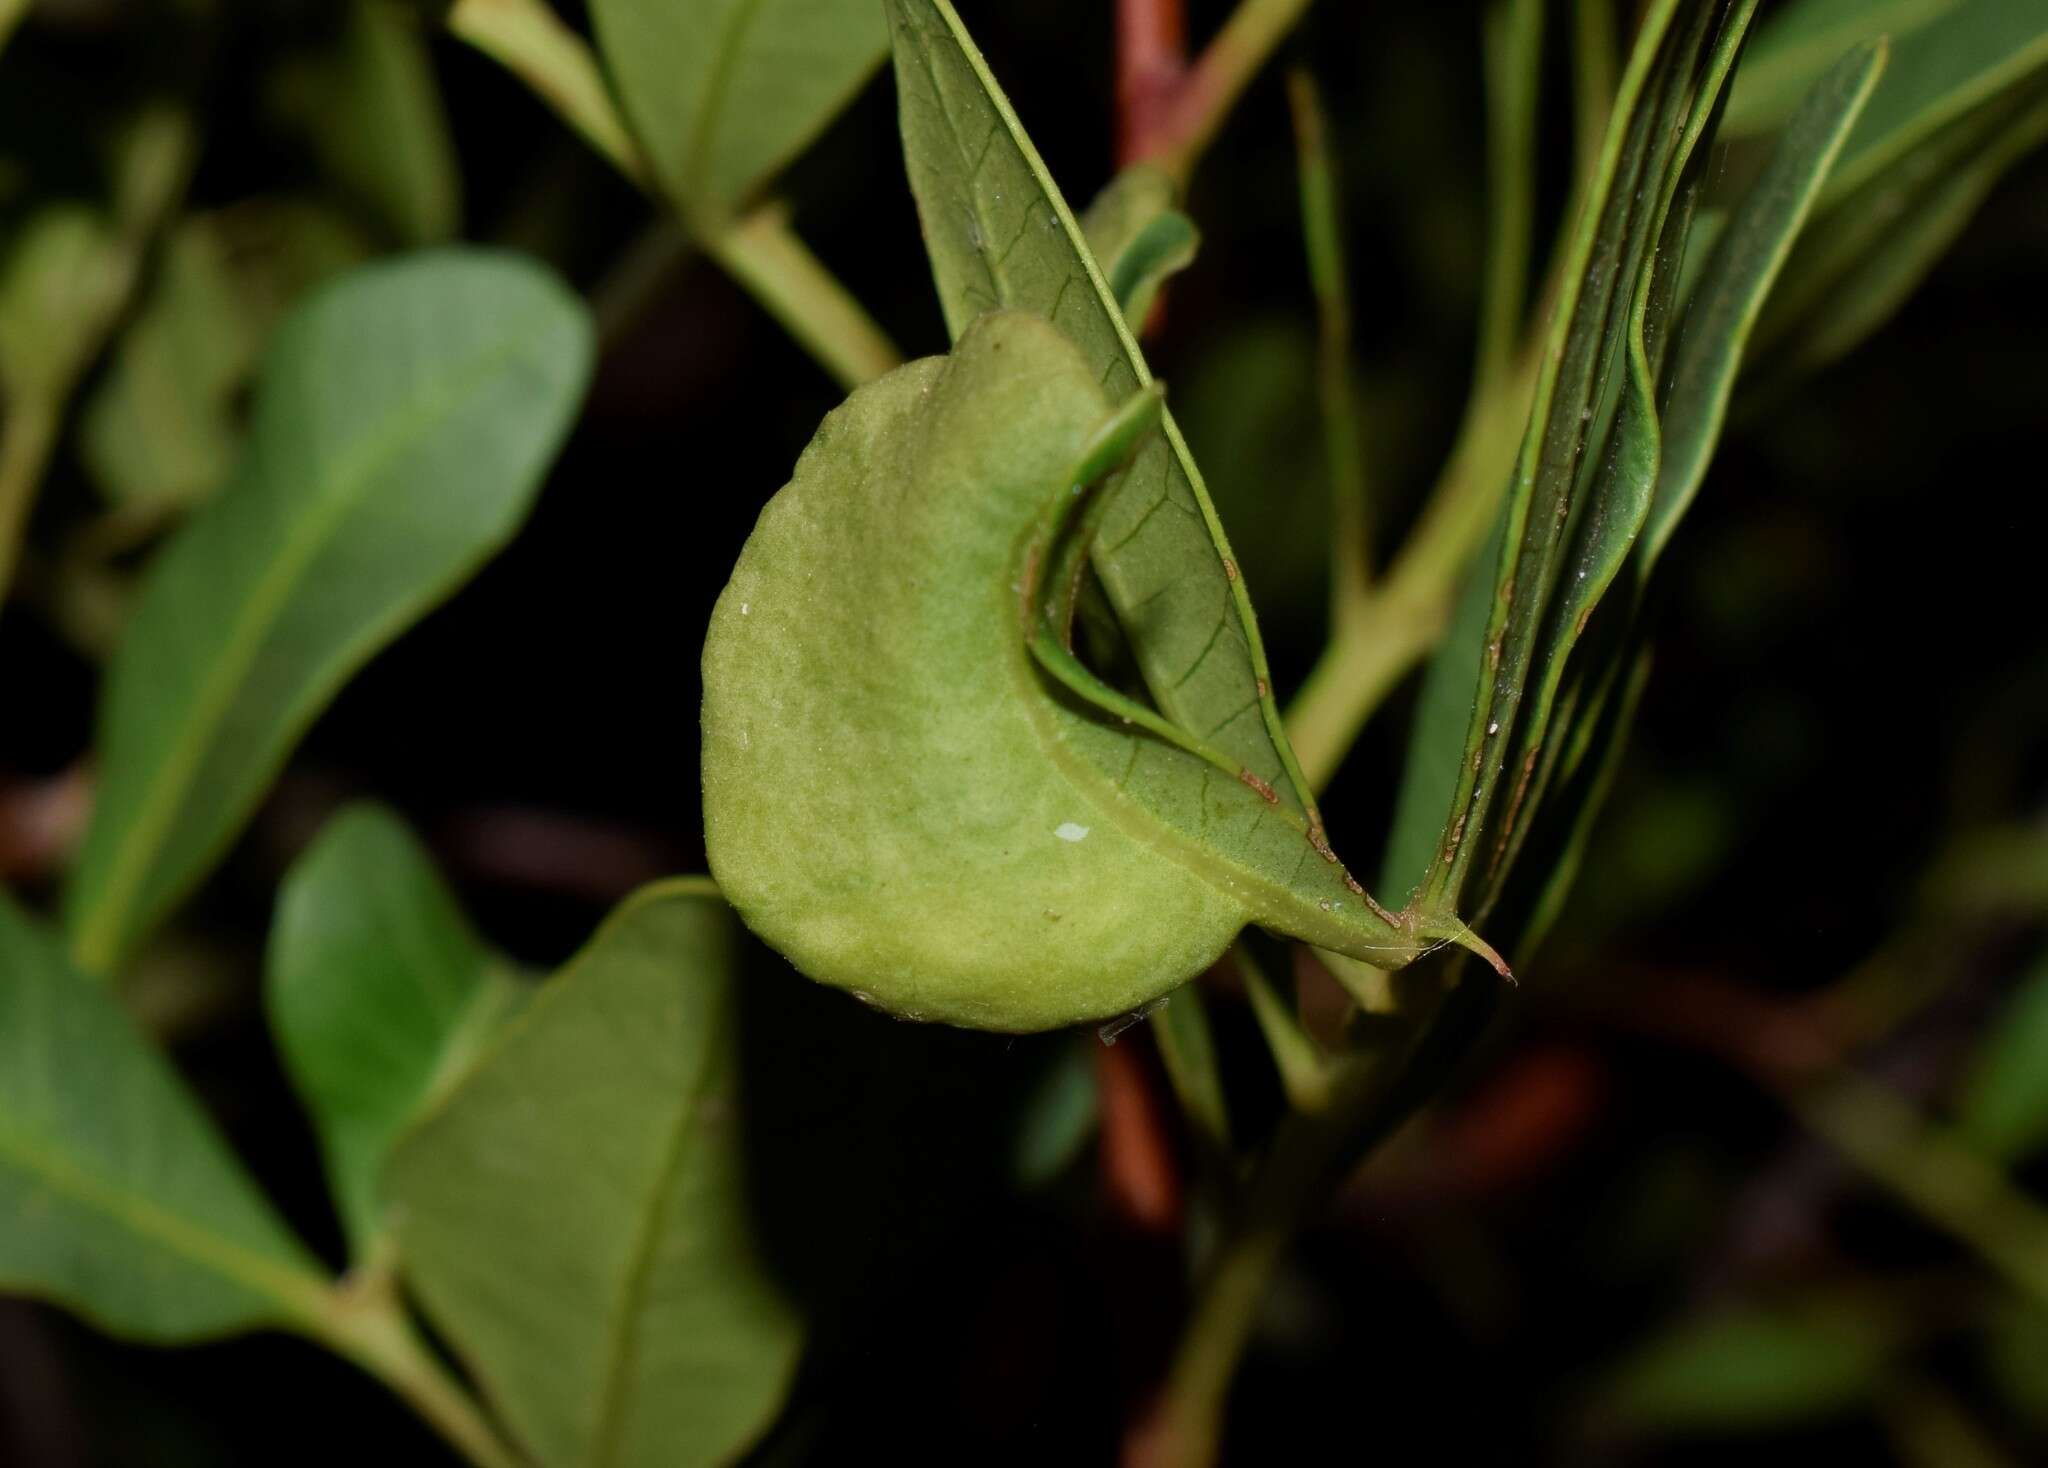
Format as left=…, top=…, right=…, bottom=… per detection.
left=1287, top=69, right=1372, bottom=629
left=1145, top=0, right=1316, bottom=188
left=704, top=204, right=903, bottom=391
left=305, top=1271, right=530, bottom=1468
left=1117, top=0, right=1190, bottom=164
left=445, top=0, right=900, bottom=387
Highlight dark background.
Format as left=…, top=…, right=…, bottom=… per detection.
left=3, top=0, right=2046, bottom=1462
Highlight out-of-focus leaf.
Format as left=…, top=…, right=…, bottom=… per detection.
left=0, top=893, right=325, bottom=1342
left=385, top=883, right=802, bottom=1468
left=64, top=251, right=592, bottom=977
left=888, top=0, right=1328, bottom=846
left=1010, top=1039, right=1099, bottom=1186
left=1822, top=0, right=2048, bottom=203
left=1984, top=1298, right=2048, bottom=1431
left=1753, top=79, right=2048, bottom=383
left=1724, top=0, right=1954, bottom=137
left=704, top=312, right=1465, bottom=1032
left=270, top=0, right=461, bottom=244
left=589, top=0, right=885, bottom=223
left=1954, top=949, right=2048, bottom=1164
left=0, top=0, right=27, bottom=55
left=1080, top=163, right=1199, bottom=324
left=0, top=207, right=130, bottom=406
left=268, top=804, right=521, bottom=1260
left=1599, top=1297, right=1897, bottom=1432
left=79, top=219, right=256, bottom=510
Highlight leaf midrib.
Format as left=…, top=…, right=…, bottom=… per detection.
left=0, top=1116, right=325, bottom=1330
left=75, top=312, right=551, bottom=975
left=584, top=995, right=732, bottom=1467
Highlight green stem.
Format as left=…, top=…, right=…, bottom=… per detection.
left=703, top=204, right=904, bottom=391
left=304, top=1272, right=530, bottom=1468
left=1787, top=1066, right=2048, bottom=1310
left=447, top=0, right=650, bottom=185
left=1149, top=0, right=1315, bottom=187
left=444, top=0, right=900, bottom=388
left=1286, top=69, right=1371, bottom=626
left=1572, top=0, right=1618, bottom=191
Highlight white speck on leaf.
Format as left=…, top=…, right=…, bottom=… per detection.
left=1054, top=822, right=1090, bottom=843
left=739, top=602, right=750, bottom=616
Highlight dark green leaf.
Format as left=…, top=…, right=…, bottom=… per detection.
left=1723, top=0, right=1953, bottom=137
left=1600, top=1297, right=1897, bottom=1431
left=268, top=803, right=521, bottom=1259
left=385, top=882, right=801, bottom=1468
left=1954, top=948, right=2048, bottom=1163
left=0, top=893, right=326, bottom=1341
left=589, top=0, right=886, bottom=222
left=269, top=0, right=462, bottom=245
left=65, top=250, right=593, bottom=977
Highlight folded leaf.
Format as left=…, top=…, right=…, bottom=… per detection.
left=703, top=312, right=1475, bottom=1033
left=888, top=0, right=1320, bottom=835
left=589, top=0, right=887, bottom=223
left=0, top=893, right=326, bottom=1342
left=65, top=250, right=593, bottom=977
left=385, top=882, right=801, bottom=1468
left=1080, top=163, right=1200, bottom=324
left=268, top=804, right=521, bottom=1259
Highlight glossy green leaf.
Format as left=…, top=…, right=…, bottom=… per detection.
left=703, top=312, right=1476, bottom=1033
left=589, top=0, right=886, bottom=222
left=1600, top=1297, right=1896, bottom=1431
left=0, top=893, right=326, bottom=1342
left=1080, top=163, right=1200, bottom=325
left=268, top=804, right=521, bottom=1259
left=1954, top=949, right=2048, bottom=1164
left=888, top=0, right=1322, bottom=841
left=384, top=882, right=801, bottom=1468
left=270, top=0, right=461, bottom=245
left=80, top=205, right=370, bottom=510
left=1411, top=0, right=1757, bottom=923
left=1641, top=40, right=1889, bottom=566
left=65, top=250, right=593, bottom=977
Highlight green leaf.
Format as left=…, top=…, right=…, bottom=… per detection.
left=1599, top=1297, right=1897, bottom=1432
left=0, top=892, right=326, bottom=1342
left=1080, top=163, right=1200, bottom=325
left=703, top=312, right=1473, bottom=1033
left=384, top=882, right=801, bottom=1468
left=0, top=206, right=132, bottom=405
left=1642, top=39, right=1889, bottom=567
left=268, top=804, right=521, bottom=1260
left=888, top=0, right=1323, bottom=844
left=1723, top=0, right=1954, bottom=137
left=1954, top=949, right=2048, bottom=1164
left=270, top=0, right=462, bottom=245
left=1412, top=0, right=1759, bottom=923
left=1822, top=0, right=2048, bottom=203
left=80, top=204, right=371, bottom=511
left=589, top=0, right=886, bottom=223
left=65, top=250, right=593, bottom=977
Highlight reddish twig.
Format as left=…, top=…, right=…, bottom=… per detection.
left=1117, top=0, right=1190, bottom=165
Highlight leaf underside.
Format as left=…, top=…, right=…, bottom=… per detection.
left=385, top=884, right=801, bottom=1468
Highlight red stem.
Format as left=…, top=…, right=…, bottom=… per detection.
left=1117, top=0, right=1190, bottom=165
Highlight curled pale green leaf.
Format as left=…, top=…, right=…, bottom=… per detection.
left=703, top=312, right=1486, bottom=1033
left=385, top=881, right=801, bottom=1468
left=65, top=250, right=593, bottom=977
